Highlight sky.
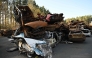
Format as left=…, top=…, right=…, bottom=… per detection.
left=35, top=0, right=92, bottom=19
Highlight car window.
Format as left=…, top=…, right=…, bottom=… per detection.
left=82, top=30, right=89, bottom=33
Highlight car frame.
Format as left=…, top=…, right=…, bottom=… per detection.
left=69, top=30, right=86, bottom=42
left=81, top=29, right=91, bottom=37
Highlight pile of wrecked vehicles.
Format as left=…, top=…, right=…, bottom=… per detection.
left=5, top=3, right=90, bottom=58
left=5, top=5, right=89, bottom=58
left=8, top=5, right=65, bottom=58
left=68, top=20, right=89, bottom=42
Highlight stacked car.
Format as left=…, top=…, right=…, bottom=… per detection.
left=69, top=21, right=84, bottom=42
left=68, top=20, right=92, bottom=42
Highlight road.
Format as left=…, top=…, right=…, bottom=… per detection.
left=0, top=36, right=92, bottom=58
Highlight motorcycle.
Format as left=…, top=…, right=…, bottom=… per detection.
left=12, top=27, right=52, bottom=58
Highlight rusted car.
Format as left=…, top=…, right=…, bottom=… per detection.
left=69, top=30, right=86, bottom=42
